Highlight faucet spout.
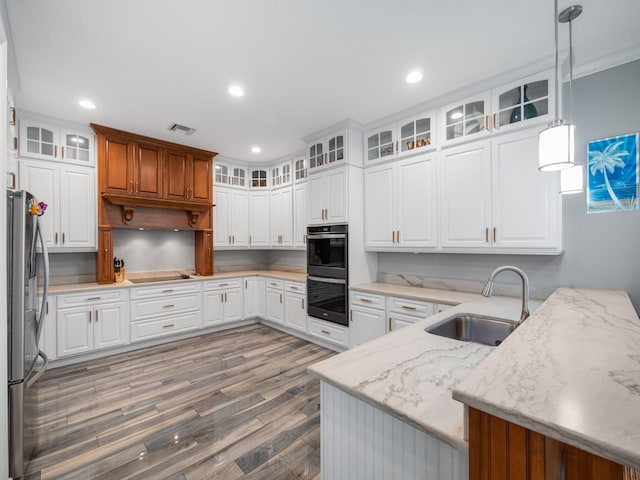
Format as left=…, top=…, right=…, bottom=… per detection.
left=481, top=265, right=530, bottom=324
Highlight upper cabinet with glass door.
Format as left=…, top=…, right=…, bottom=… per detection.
left=215, top=160, right=247, bottom=188
left=249, top=167, right=269, bottom=189
left=439, top=69, right=555, bottom=147
left=294, top=156, right=307, bottom=183
left=365, top=111, right=436, bottom=164
left=19, top=115, right=95, bottom=166
left=491, top=70, right=553, bottom=133
left=271, top=160, right=292, bottom=188
left=307, top=128, right=348, bottom=173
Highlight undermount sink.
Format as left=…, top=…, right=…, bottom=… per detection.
left=425, top=314, right=518, bottom=346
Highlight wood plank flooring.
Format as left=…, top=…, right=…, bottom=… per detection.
left=26, top=324, right=334, bottom=480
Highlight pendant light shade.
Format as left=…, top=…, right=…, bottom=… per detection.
left=560, top=164, right=583, bottom=194
left=538, top=121, right=575, bottom=171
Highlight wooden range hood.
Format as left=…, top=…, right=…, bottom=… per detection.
left=92, top=124, right=217, bottom=283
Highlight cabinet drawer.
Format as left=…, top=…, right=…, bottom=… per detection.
left=308, top=318, right=348, bottom=347
left=131, top=293, right=201, bottom=321
left=386, top=296, right=435, bottom=318
left=57, top=288, right=128, bottom=308
left=350, top=291, right=385, bottom=309
left=130, top=282, right=201, bottom=300
left=265, top=278, right=285, bottom=290
left=130, top=311, right=201, bottom=343
left=436, top=303, right=455, bottom=314
left=203, top=277, right=242, bottom=291
left=285, top=281, right=305, bottom=294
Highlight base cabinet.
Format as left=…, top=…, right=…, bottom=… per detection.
left=266, top=284, right=285, bottom=325
left=349, top=304, right=386, bottom=348
left=57, top=294, right=128, bottom=357
left=284, top=281, right=306, bottom=332
left=243, top=276, right=265, bottom=319
left=203, top=278, right=243, bottom=326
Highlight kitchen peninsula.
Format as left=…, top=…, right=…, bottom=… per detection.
left=308, top=286, right=640, bottom=479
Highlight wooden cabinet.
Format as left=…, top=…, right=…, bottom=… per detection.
left=365, top=154, right=437, bottom=251
left=56, top=290, right=129, bottom=357
left=468, top=407, right=628, bottom=480
left=214, top=187, right=249, bottom=248
left=165, top=150, right=211, bottom=203
left=308, top=167, right=347, bottom=225
left=439, top=129, right=562, bottom=253
left=19, top=159, right=96, bottom=251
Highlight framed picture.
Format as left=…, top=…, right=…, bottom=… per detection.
left=587, top=132, right=639, bottom=213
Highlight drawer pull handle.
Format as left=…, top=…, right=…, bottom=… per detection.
left=290, top=286, right=298, bottom=290
left=219, top=283, right=229, bottom=287
left=360, top=298, right=372, bottom=303
left=163, top=289, right=175, bottom=293
left=162, top=324, right=175, bottom=329
left=86, top=297, right=102, bottom=301
left=321, top=329, right=331, bottom=335
left=401, top=306, right=417, bottom=311
left=163, top=304, right=175, bottom=309
left=389, top=317, right=392, bottom=331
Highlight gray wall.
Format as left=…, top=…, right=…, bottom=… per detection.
left=378, top=60, right=640, bottom=311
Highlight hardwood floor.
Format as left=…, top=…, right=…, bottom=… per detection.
left=26, top=324, right=335, bottom=480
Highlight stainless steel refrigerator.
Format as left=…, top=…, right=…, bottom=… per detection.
left=7, top=190, right=50, bottom=479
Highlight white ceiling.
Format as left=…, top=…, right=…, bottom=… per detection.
left=6, top=0, right=640, bottom=162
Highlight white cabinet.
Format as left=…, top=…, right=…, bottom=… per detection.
left=308, top=317, right=348, bottom=348
left=284, top=281, right=306, bottom=333
left=214, top=187, right=249, bottom=248
left=19, top=159, right=96, bottom=250
left=308, top=167, right=347, bottom=225
left=365, top=111, right=436, bottom=164
left=57, top=289, right=129, bottom=357
left=19, top=116, right=95, bottom=166
left=271, top=160, right=292, bottom=188
left=248, top=190, right=270, bottom=247
left=365, top=154, right=437, bottom=250
left=215, top=162, right=247, bottom=187
left=293, top=156, right=308, bottom=183
left=249, top=167, right=269, bottom=189
left=130, top=282, right=202, bottom=342
left=349, top=292, right=386, bottom=347
left=243, top=276, right=265, bottom=319
left=439, top=129, right=562, bottom=253
left=440, top=70, right=554, bottom=147
left=203, top=278, right=243, bottom=326
left=293, top=182, right=308, bottom=248
left=270, top=186, right=293, bottom=247
left=308, top=129, right=347, bottom=172
left=265, top=280, right=285, bottom=325
left=386, top=296, right=435, bottom=333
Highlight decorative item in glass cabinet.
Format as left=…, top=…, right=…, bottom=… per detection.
left=510, top=86, right=538, bottom=124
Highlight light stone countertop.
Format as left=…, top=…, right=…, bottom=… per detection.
left=453, top=287, right=640, bottom=471
left=47, top=269, right=306, bottom=294
left=351, top=282, right=485, bottom=305
left=308, top=294, right=534, bottom=451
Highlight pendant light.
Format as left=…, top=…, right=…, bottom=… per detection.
left=538, top=0, right=580, bottom=172
left=558, top=5, right=584, bottom=194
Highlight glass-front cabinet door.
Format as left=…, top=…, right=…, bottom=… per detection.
left=215, top=163, right=230, bottom=185
left=19, top=119, right=59, bottom=161
left=308, top=142, right=324, bottom=170
left=250, top=168, right=268, bottom=188
left=326, top=132, right=345, bottom=165
left=365, top=124, right=395, bottom=163
left=60, top=129, right=94, bottom=165
left=231, top=166, right=246, bottom=187
left=492, top=70, right=553, bottom=132
left=281, top=162, right=291, bottom=185
left=440, top=92, right=491, bottom=146
left=397, top=111, right=436, bottom=157
left=271, top=166, right=281, bottom=187
left=294, top=158, right=307, bottom=182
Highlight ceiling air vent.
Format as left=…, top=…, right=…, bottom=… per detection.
left=168, top=123, right=196, bottom=136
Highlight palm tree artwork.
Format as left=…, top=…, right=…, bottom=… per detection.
left=587, top=133, right=639, bottom=213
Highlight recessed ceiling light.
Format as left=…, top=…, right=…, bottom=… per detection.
left=228, top=84, right=244, bottom=97
left=78, top=98, right=96, bottom=109
left=251, top=146, right=261, bottom=153
left=406, top=70, right=423, bottom=84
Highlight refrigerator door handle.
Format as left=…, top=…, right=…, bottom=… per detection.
left=26, top=350, right=49, bottom=388
left=35, top=216, right=50, bottom=346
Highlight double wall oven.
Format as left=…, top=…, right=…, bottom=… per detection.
left=307, top=224, right=348, bottom=326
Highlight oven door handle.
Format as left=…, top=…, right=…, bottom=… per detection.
left=307, top=234, right=346, bottom=240
left=308, top=275, right=346, bottom=285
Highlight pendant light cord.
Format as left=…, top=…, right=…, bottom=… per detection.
left=554, top=0, right=560, bottom=123
left=569, top=17, right=574, bottom=124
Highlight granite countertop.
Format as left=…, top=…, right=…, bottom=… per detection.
left=47, top=269, right=306, bottom=294
left=453, top=287, right=640, bottom=471
left=308, top=294, right=533, bottom=451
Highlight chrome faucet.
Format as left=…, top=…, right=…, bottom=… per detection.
left=481, top=265, right=530, bottom=324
